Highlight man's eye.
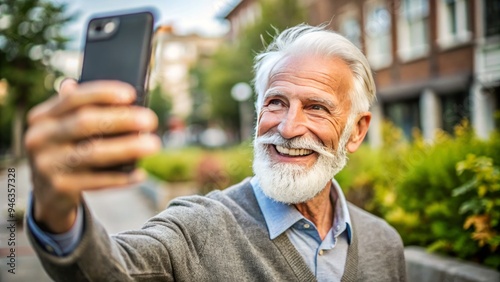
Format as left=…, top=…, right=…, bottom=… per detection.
left=267, top=99, right=284, bottom=109
left=311, top=105, right=327, bottom=111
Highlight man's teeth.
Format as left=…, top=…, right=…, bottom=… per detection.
left=275, top=145, right=313, bottom=156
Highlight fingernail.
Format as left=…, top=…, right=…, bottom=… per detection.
left=123, top=88, right=135, bottom=101
left=124, top=89, right=134, bottom=99
left=139, top=133, right=161, bottom=150
left=136, top=112, right=151, bottom=127
left=119, top=92, right=132, bottom=103
left=115, top=87, right=134, bottom=104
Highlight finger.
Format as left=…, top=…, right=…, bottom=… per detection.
left=28, top=80, right=136, bottom=123
left=25, top=106, right=158, bottom=150
left=27, top=78, right=78, bottom=124
left=59, top=78, right=78, bottom=97
left=83, top=133, right=161, bottom=168
left=27, top=95, right=60, bottom=125
left=37, top=134, right=160, bottom=171
left=50, top=168, right=148, bottom=192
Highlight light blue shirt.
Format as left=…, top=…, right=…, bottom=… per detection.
left=26, top=193, right=84, bottom=256
left=251, top=177, right=352, bottom=281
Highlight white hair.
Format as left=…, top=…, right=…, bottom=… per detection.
left=253, top=112, right=356, bottom=203
left=253, top=24, right=376, bottom=116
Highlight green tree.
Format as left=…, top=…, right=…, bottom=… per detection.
left=0, top=0, right=72, bottom=160
left=192, top=0, right=306, bottom=137
left=147, top=85, right=172, bottom=135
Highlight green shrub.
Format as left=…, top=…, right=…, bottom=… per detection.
left=139, top=147, right=203, bottom=182
left=139, top=144, right=253, bottom=193
left=195, top=143, right=253, bottom=194
left=216, top=142, right=254, bottom=184
left=453, top=154, right=500, bottom=268
left=337, top=121, right=411, bottom=216
left=390, top=127, right=484, bottom=252
left=338, top=120, right=500, bottom=270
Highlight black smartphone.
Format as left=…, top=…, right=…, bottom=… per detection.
left=79, top=10, right=155, bottom=106
left=79, top=10, right=155, bottom=172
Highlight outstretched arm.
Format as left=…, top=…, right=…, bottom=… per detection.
left=25, top=79, right=161, bottom=234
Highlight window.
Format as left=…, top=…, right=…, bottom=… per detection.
left=384, top=99, right=421, bottom=141
left=364, top=1, right=392, bottom=69
left=441, top=91, right=470, bottom=134
left=340, top=17, right=362, bottom=49
left=485, top=0, right=500, bottom=37
left=437, top=0, right=472, bottom=48
left=397, top=0, right=430, bottom=61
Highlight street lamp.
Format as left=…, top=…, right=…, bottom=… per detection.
left=231, top=82, right=253, bottom=141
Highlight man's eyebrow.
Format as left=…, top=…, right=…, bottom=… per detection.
left=263, top=89, right=286, bottom=100
left=263, top=90, right=337, bottom=109
left=306, top=97, right=336, bottom=109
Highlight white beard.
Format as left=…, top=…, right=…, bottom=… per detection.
left=252, top=120, right=353, bottom=204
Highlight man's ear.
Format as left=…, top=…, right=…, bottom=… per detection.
left=346, top=112, right=371, bottom=153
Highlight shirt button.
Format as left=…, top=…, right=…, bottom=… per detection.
left=319, top=249, right=324, bottom=256
left=45, top=245, right=54, bottom=253
left=303, top=223, right=310, bottom=229
left=335, top=225, right=341, bottom=232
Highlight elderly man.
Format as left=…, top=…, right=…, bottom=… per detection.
left=25, top=24, right=406, bottom=281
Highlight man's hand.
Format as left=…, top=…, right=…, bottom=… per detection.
left=25, top=79, right=161, bottom=233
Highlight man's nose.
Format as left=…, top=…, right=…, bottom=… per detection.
left=277, top=106, right=308, bottom=139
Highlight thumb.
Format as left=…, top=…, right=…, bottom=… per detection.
left=58, top=78, right=78, bottom=97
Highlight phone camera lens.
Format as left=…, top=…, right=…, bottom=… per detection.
left=104, top=22, right=116, bottom=33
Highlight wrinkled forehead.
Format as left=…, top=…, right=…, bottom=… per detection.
left=266, top=54, right=354, bottom=98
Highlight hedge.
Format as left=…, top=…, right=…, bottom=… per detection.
left=336, top=121, right=500, bottom=270
left=139, top=143, right=254, bottom=194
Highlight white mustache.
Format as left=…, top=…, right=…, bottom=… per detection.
left=254, top=132, right=335, bottom=159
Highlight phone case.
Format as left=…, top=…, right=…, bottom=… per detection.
left=79, top=11, right=154, bottom=106
left=79, top=11, right=154, bottom=172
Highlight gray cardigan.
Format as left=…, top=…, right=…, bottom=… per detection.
left=28, top=179, right=406, bottom=281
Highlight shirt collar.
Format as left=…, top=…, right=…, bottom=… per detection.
left=251, top=177, right=352, bottom=244
left=332, top=177, right=352, bottom=244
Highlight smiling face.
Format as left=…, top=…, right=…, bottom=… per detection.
left=253, top=54, right=358, bottom=203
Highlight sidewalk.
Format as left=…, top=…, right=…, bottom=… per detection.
left=0, top=161, right=158, bottom=281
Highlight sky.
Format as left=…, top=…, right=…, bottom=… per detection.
left=54, top=0, right=232, bottom=50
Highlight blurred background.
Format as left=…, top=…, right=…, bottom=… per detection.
left=0, top=0, right=499, bottom=281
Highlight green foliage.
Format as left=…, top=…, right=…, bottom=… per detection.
left=139, top=144, right=254, bottom=194
left=202, top=44, right=246, bottom=128
left=0, top=0, right=72, bottom=154
left=147, top=85, right=172, bottom=133
left=213, top=142, right=254, bottom=185
left=454, top=154, right=500, bottom=268
left=194, top=142, right=254, bottom=194
left=139, top=147, right=203, bottom=182
left=337, top=121, right=500, bottom=269
left=192, top=0, right=306, bottom=131
left=0, top=0, right=72, bottom=103
left=0, top=98, right=13, bottom=153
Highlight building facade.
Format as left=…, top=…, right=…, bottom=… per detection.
left=150, top=25, right=222, bottom=118
left=223, top=0, right=500, bottom=145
